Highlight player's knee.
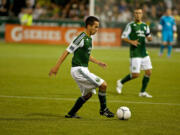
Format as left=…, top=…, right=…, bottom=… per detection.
left=83, top=92, right=92, bottom=101
left=132, top=73, right=139, bottom=79
left=146, top=71, right=152, bottom=77
left=145, top=70, right=152, bottom=77
left=163, top=42, right=167, bottom=45
left=99, top=81, right=107, bottom=91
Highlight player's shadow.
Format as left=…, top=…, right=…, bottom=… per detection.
left=108, top=90, right=138, bottom=97
left=0, top=113, right=65, bottom=121
left=0, top=113, right=121, bottom=121
left=26, top=113, right=63, bottom=118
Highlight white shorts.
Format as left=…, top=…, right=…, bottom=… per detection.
left=130, top=56, right=152, bottom=73
left=71, top=67, right=104, bottom=96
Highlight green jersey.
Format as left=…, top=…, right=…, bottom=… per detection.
left=122, top=21, right=151, bottom=58
left=66, top=32, right=92, bottom=67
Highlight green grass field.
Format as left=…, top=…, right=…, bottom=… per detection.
left=0, top=42, right=180, bottom=135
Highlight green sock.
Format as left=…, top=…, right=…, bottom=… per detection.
left=98, top=91, right=107, bottom=111
left=141, top=75, right=150, bottom=92
left=121, top=74, right=132, bottom=84
left=68, top=97, right=85, bottom=115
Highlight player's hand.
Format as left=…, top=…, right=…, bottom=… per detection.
left=157, top=32, right=162, bottom=38
left=49, top=67, right=59, bottom=77
left=147, top=36, right=152, bottom=41
left=174, top=32, right=178, bottom=39
left=98, top=62, right=107, bottom=68
left=131, top=40, right=139, bottom=47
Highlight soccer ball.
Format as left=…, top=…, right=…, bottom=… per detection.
left=116, top=106, right=131, bottom=120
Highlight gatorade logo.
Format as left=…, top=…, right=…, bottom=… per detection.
left=11, top=26, right=61, bottom=41
left=96, top=78, right=100, bottom=82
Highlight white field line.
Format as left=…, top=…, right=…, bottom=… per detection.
left=0, top=95, right=180, bottom=106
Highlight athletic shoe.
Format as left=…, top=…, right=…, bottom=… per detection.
left=65, top=114, right=81, bottom=119
left=167, top=55, right=171, bottom=58
left=139, top=92, right=152, bottom=98
left=100, top=108, right=114, bottom=118
left=92, top=89, right=96, bottom=94
left=159, top=53, right=163, bottom=57
left=116, top=80, right=123, bottom=94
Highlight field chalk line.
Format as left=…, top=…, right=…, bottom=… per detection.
left=0, top=95, right=180, bottom=106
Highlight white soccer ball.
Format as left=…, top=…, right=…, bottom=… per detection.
left=116, top=106, right=131, bottom=120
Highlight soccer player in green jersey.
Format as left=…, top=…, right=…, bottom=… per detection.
left=116, top=8, right=153, bottom=98
left=49, top=16, right=114, bottom=118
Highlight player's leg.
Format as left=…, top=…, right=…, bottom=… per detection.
left=65, top=92, right=92, bottom=118
left=116, top=58, right=141, bottom=94
left=80, top=69, right=114, bottom=118
left=159, top=42, right=166, bottom=56
left=139, top=56, right=152, bottom=98
left=65, top=67, right=94, bottom=118
left=159, top=32, right=168, bottom=56
left=167, top=44, right=172, bottom=57
left=69, top=67, right=113, bottom=118
left=98, top=81, right=114, bottom=118
left=140, top=69, right=151, bottom=93
left=139, top=69, right=152, bottom=98
left=167, top=33, right=173, bottom=57
left=98, top=81, right=107, bottom=111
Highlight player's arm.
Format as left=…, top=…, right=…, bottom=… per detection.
left=49, top=50, right=69, bottom=76
left=173, top=19, right=178, bottom=39
left=121, top=23, right=139, bottom=47
left=157, top=25, right=162, bottom=38
left=146, top=36, right=152, bottom=41
left=49, top=36, right=82, bottom=76
left=173, top=30, right=178, bottom=39
left=157, top=17, right=163, bottom=38
left=89, top=56, right=107, bottom=68
left=122, top=38, right=139, bottom=47
left=146, top=26, right=152, bottom=41
left=21, top=15, right=28, bottom=25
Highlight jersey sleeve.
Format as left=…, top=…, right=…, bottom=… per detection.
left=172, top=17, right=177, bottom=31
left=159, top=17, right=163, bottom=25
left=158, top=17, right=163, bottom=30
left=146, top=26, right=151, bottom=37
left=66, top=38, right=84, bottom=53
left=121, top=23, right=131, bottom=38
left=66, top=33, right=85, bottom=53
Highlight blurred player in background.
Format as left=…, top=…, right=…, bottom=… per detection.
left=20, top=8, right=33, bottom=26
left=116, top=8, right=153, bottom=98
left=158, top=9, right=177, bottom=57
left=49, top=16, right=114, bottom=118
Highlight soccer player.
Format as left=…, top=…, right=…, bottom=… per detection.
left=49, top=16, right=114, bottom=118
left=116, top=8, right=153, bottom=98
left=158, top=9, right=177, bottom=57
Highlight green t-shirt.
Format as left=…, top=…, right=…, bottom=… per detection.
left=66, top=32, right=92, bottom=67
left=20, top=14, right=33, bottom=26
left=122, top=21, right=151, bottom=58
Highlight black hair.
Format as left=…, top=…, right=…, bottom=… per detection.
left=134, top=8, right=142, bottom=11
left=85, top=16, right=99, bottom=28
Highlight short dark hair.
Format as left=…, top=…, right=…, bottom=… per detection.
left=134, top=8, right=142, bottom=11
left=85, top=16, right=99, bottom=28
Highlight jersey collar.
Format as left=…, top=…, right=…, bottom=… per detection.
left=134, top=21, right=142, bottom=24
left=84, top=32, right=92, bottom=38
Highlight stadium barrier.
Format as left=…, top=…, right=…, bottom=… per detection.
left=5, top=24, right=122, bottom=46
left=1, top=17, right=180, bottom=47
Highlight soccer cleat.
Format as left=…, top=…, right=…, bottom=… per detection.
left=139, top=92, right=152, bottom=98
left=116, top=80, right=123, bottom=94
left=65, top=114, right=81, bottom=119
left=159, top=51, right=164, bottom=57
left=167, top=55, right=171, bottom=58
left=158, top=53, right=163, bottom=57
left=92, top=89, right=96, bottom=94
left=100, top=108, right=114, bottom=118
